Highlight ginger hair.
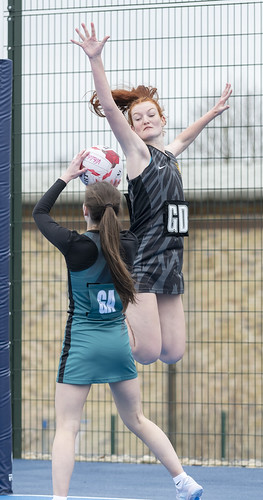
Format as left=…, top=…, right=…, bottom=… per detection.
left=89, top=85, right=164, bottom=125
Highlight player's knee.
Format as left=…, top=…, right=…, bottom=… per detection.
left=56, top=417, right=80, bottom=436
left=132, top=344, right=161, bottom=365
left=123, top=411, right=146, bottom=434
left=160, top=343, right=186, bottom=364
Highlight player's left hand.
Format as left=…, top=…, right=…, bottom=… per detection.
left=213, top=83, right=232, bottom=116
left=110, top=179, right=121, bottom=188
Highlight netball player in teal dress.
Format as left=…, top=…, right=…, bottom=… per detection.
left=72, top=22, right=232, bottom=369
left=33, top=151, right=203, bottom=500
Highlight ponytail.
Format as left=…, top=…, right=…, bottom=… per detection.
left=99, top=206, right=136, bottom=311
left=84, top=182, right=136, bottom=311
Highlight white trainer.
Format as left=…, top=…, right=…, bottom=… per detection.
left=175, top=474, right=203, bottom=500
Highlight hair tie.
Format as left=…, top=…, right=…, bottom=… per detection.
left=105, top=203, right=113, bottom=208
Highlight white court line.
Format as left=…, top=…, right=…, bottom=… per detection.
left=2, top=495, right=148, bottom=500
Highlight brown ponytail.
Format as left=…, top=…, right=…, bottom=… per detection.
left=89, top=85, right=164, bottom=125
left=84, top=182, right=136, bottom=311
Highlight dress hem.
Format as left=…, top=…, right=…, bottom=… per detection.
left=134, top=288, right=184, bottom=295
left=56, top=373, right=138, bottom=385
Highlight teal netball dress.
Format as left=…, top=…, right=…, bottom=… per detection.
left=33, top=179, right=138, bottom=385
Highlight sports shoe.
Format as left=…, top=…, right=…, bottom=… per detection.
left=175, top=474, right=203, bottom=499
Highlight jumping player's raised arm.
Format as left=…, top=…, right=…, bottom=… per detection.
left=166, top=83, right=232, bottom=158
left=71, top=22, right=150, bottom=179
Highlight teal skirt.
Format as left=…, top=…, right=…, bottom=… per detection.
left=57, top=315, right=137, bottom=385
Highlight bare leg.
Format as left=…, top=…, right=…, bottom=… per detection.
left=158, top=294, right=186, bottom=364
left=126, top=293, right=186, bottom=365
left=110, top=378, right=183, bottom=477
left=126, top=293, right=162, bottom=364
left=52, top=382, right=91, bottom=497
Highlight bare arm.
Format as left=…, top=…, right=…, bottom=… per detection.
left=166, top=83, right=232, bottom=157
left=71, top=23, right=150, bottom=179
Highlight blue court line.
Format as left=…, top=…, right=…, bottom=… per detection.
left=0, top=495, right=148, bottom=500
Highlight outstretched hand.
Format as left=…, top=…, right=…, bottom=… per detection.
left=60, top=150, right=90, bottom=184
left=213, top=83, right=232, bottom=116
left=71, top=22, right=110, bottom=59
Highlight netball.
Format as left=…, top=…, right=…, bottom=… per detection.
left=80, top=145, right=123, bottom=185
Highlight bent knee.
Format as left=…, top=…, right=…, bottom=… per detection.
left=132, top=344, right=161, bottom=365
left=122, top=412, right=146, bottom=434
left=160, top=344, right=186, bottom=364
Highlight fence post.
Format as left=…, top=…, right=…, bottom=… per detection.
left=111, top=414, right=117, bottom=455
left=8, top=0, right=22, bottom=459
left=221, top=411, right=227, bottom=460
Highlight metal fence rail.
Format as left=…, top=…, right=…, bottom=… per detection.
left=6, top=0, right=263, bottom=465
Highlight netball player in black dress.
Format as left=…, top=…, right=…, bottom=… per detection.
left=71, top=23, right=232, bottom=368
left=33, top=151, right=204, bottom=500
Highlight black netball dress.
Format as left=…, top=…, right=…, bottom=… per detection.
left=127, top=145, right=188, bottom=295
left=33, top=179, right=138, bottom=385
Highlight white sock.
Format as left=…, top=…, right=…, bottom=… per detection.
left=52, top=496, right=67, bottom=500
left=173, top=471, right=187, bottom=486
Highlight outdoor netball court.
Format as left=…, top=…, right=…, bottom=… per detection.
left=1, top=459, right=262, bottom=500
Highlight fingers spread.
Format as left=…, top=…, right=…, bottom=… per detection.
left=81, top=23, right=90, bottom=38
